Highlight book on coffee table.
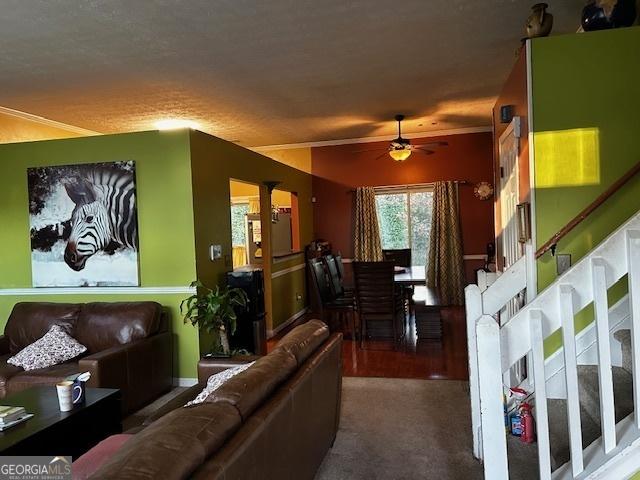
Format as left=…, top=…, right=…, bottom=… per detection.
left=0, top=414, right=34, bottom=431
left=0, top=406, right=26, bottom=424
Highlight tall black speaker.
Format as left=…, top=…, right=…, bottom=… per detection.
left=226, top=268, right=266, bottom=355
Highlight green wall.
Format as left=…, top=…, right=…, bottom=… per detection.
left=0, top=130, right=200, bottom=377
left=531, top=27, right=640, bottom=355
left=188, top=131, right=313, bottom=348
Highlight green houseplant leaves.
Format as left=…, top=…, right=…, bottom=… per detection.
left=181, top=280, right=249, bottom=355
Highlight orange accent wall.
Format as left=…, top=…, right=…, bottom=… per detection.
left=290, top=193, right=301, bottom=250
left=492, top=48, right=530, bottom=270
left=311, top=132, right=495, bottom=282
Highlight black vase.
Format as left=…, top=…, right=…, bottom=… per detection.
left=581, top=0, right=637, bottom=31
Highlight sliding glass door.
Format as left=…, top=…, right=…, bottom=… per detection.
left=375, top=187, right=434, bottom=266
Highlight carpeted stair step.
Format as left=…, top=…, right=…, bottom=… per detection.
left=614, top=329, right=632, bottom=374
left=546, top=398, right=602, bottom=471
left=506, top=398, right=601, bottom=475
left=577, top=364, right=634, bottom=426
left=507, top=434, right=540, bottom=480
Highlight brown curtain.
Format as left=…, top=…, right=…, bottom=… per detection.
left=427, top=181, right=465, bottom=305
left=353, top=187, right=383, bottom=261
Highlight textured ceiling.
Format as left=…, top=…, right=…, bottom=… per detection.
left=0, top=0, right=584, bottom=147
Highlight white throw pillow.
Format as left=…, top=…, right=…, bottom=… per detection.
left=185, top=361, right=255, bottom=407
left=7, top=325, right=87, bottom=371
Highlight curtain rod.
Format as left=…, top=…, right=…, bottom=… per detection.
left=348, top=180, right=468, bottom=193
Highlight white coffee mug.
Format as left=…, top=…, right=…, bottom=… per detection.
left=56, top=380, right=73, bottom=412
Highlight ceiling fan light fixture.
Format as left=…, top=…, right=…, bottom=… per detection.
left=389, top=149, right=412, bottom=162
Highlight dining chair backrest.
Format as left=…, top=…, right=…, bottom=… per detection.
left=334, top=253, right=346, bottom=279
left=382, top=249, right=412, bottom=268
left=352, top=261, right=396, bottom=315
left=308, top=258, right=333, bottom=303
left=324, top=255, right=344, bottom=297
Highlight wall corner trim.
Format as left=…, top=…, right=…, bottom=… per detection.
left=173, top=377, right=198, bottom=387
left=271, top=263, right=305, bottom=278
left=0, top=106, right=101, bottom=136
left=267, top=307, right=309, bottom=338
left=0, top=286, right=197, bottom=296
left=252, top=126, right=493, bottom=152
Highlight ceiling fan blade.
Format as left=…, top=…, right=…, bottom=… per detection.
left=413, top=141, right=448, bottom=149
left=352, top=147, right=387, bottom=153
left=415, top=148, right=435, bottom=155
left=375, top=151, right=390, bottom=160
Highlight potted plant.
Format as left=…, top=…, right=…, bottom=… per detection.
left=181, top=280, right=249, bottom=356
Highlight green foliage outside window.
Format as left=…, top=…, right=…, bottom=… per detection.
left=231, top=204, right=249, bottom=247
left=375, top=191, right=433, bottom=266
left=376, top=194, right=408, bottom=249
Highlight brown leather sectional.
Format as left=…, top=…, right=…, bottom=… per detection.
left=0, top=302, right=172, bottom=413
left=91, top=320, right=343, bottom=480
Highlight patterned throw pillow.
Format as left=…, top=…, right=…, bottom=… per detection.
left=7, top=325, right=87, bottom=371
left=185, top=361, right=255, bottom=407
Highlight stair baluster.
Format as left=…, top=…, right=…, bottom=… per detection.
left=592, top=258, right=617, bottom=453
left=626, top=230, right=640, bottom=430
left=465, top=285, right=483, bottom=460
left=476, top=314, right=509, bottom=480
left=530, top=309, right=552, bottom=479
left=559, top=285, right=584, bottom=476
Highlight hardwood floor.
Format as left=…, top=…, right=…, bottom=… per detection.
left=268, top=306, right=469, bottom=381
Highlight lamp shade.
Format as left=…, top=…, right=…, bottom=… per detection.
left=389, top=149, right=412, bottom=162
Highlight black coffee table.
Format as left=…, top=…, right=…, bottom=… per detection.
left=0, top=386, right=121, bottom=458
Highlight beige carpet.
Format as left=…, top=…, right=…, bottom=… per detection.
left=315, top=377, right=484, bottom=480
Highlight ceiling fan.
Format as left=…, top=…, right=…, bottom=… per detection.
left=354, top=114, right=448, bottom=162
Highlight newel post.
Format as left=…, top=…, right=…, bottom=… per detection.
left=476, top=314, right=509, bottom=479
left=465, top=284, right=483, bottom=460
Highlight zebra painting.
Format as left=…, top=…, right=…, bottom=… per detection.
left=28, top=161, right=140, bottom=287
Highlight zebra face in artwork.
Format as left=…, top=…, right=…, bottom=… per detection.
left=64, top=202, right=112, bottom=271
left=62, top=172, right=137, bottom=272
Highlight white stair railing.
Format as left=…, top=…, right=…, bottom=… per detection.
left=467, top=254, right=529, bottom=461
left=467, top=211, right=640, bottom=479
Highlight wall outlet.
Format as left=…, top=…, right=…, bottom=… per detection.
left=209, top=244, right=222, bottom=261
left=557, top=254, right=571, bottom=275
left=296, top=293, right=302, bottom=301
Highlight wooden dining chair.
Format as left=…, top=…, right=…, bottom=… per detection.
left=335, top=253, right=347, bottom=279
left=382, top=249, right=412, bottom=267
left=308, top=258, right=357, bottom=339
left=382, top=248, right=414, bottom=311
left=352, top=261, right=405, bottom=348
left=323, top=254, right=354, bottom=299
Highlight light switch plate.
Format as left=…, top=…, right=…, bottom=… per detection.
left=209, top=244, right=222, bottom=261
left=557, top=254, right=571, bottom=275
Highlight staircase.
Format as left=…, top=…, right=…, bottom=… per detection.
left=466, top=211, right=640, bottom=479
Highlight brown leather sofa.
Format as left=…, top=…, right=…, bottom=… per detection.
left=0, top=302, right=172, bottom=414
left=90, top=320, right=342, bottom=480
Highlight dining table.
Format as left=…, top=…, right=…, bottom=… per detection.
left=393, top=265, right=426, bottom=286
left=394, top=266, right=441, bottom=307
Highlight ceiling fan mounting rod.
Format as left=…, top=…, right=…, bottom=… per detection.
left=394, top=114, right=405, bottom=138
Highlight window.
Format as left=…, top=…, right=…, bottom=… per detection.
left=375, top=187, right=434, bottom=266
left=230, top=203, right=249, bottom=247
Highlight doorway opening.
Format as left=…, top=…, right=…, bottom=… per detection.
left=229, top=179, right=261, bottom=269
